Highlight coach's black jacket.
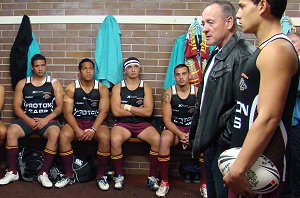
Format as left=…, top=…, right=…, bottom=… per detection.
left=189, top=31, right=255, bottom=155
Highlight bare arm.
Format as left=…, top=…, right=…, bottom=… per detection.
left=63, top=82, right=84, bottom=136
left=13, top=79, right=36, bottom=128
left=161, top=88, right=186, bottom=139
left=91, top=82, right=109, bottom=129
left=0, top=84, right=5, bottom=112
left=224, top=40, right=298, bottom=194
left=111, top=83, right=134, bottom=117
left=44, top=79, right=63, bottom=121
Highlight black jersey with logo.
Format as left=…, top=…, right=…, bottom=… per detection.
left=117, top=80, right=148, bottom=123
left=23, top=76, right=55, bottom=118
left=231, top=34, right=299, bottom=181
left=73, top=80, right=100, bottom=120
left=171, top=85, right=196, bottom=127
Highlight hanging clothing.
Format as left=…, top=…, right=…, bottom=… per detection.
left=94, top=15, right=123, bottom=88
left=184, top=19, right=210, bottom=87
left=10, top=15, right=33, bottom=89
left=27, top=32, right=41, bottom=77
left=280, top=16, right=296, bottom=35
left=163, top=34, right=186, bottom=90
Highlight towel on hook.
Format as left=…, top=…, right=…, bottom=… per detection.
left=94, top=15, right=123, bottom=88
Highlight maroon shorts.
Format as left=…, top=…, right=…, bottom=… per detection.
left=76, top=119, right=108, bottom=130
left=114, top=122, right=152, bottom=137
left=177, top=126, right=190, bottom=133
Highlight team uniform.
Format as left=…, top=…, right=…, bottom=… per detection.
left=114, top=80, right=152, bottom=136
left=57, top=79, right=110, bottom=189
left=73, top=79, right=101, bottom=129
left=231, top=34, right=299, bottom=197
left=14, top=76, right=59, bottom=136
left=170, top=84, right=196, bottom=132
left=157, top=84, right=196, bottom=195
left=111, top=79, right=159, bottom=191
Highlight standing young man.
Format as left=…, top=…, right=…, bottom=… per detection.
left=189, top=1, right=255, bottom=197
left=110, top=57, right=160, bottom=190
left=156, top=64, right=197, bottom=197
left=0, top=54, right=64, bottom=188
left=54, top=58, right=110, bottom=191
left=224, top=0, right=299, bottom=197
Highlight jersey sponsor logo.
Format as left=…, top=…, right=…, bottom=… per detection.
left=173, top=116, right=192, bottom=126
left=32, top=91, right=43, bottom=94
left=127, top=95, right=137, bottom=99
left=43, top=92, right=52, bottom=100
left=74, top=109, right=99, bottom=117
left=239, top=78, right=247, bottom=91
left=24, top=102, right=53, bottom=109
left=233, top=101, right=249, bottom=129
left=240, top=73, right=249, bottom=91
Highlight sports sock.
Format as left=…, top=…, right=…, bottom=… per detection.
left=60, top=150, right=74, bottom=177
left=39, top=148, right=56, bottom=174
left=111, top=154, right=123, bottom=176
left=158, top=154, right=170, bottom=182
left=149, top=150, right=158, bottom=177
left=96, top=150, right=110, bottom=178
left=6, top=145, right=18, bottom=174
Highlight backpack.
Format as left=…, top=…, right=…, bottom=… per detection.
left=17, top=147, right=43, bottom=182
left=72, top=155, right=96, bottom=183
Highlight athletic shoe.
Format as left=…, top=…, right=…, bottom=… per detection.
left=54, top=175, right=75, bottom=188
left=96, top=176, right=109, bottom=191
left=113, top=174, right=124, bottom=190
left=0, top=171, right=19, bottom=185
left=156, top=180, right=169, bottom=197
left=146, top=176, right=159, bottom=191
left=38, top=172, right=53, bottom=188
left=200, top=182, right=208, bottom=198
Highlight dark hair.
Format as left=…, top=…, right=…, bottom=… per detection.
left=251, top=0, right=287, bottom=19
left=207, top=1, right=237, bottom=28
left=31, top=54, right=46, bottom=65
left=78, top=58, right=95, bottom=70
left=174, top=64, right=189, bottom=74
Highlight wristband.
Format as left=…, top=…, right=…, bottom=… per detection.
left=91, top=127, right=96, bottom=133
left=124, top=104, right=132, bottom=112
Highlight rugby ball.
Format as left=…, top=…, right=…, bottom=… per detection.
left=218, top=147, right=280, bottom=194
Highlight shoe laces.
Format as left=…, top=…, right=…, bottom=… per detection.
left=113, top=175, right=124, bottom=183
left=98, top=176, right=108, bottom=184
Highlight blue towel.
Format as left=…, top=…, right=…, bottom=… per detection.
left=27, top=32, right=41, bottom=77
left=163, top=34, right=186, bottom=90
left=94, top=15, right=123, bottom=88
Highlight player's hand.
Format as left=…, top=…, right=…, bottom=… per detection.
left=75, top=129, right=86, bottom=141
left=83, top=129, right=95, bottom=141
left=33, top=117, right=49, bottom=130
left=179, top=132, right=189, bottom=144
left=223, top=167, right=256, bottom=196
left=28, top=118, right=38, bottom=130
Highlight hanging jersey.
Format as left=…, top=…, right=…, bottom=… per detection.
left=116, top=80, right=149, bottom=123
left=73, top=80, right=100, bottom=120
left=171, top=85, right=196, bottom=127
left=23, top=76, right=55, bottom=118
left=231, top=34, right=299, bottom=181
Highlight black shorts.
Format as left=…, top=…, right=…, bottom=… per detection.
left=13, top=118, right=60, bottom=137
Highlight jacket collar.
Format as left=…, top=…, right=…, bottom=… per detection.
left=215, top=31, right=241, bottom=61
